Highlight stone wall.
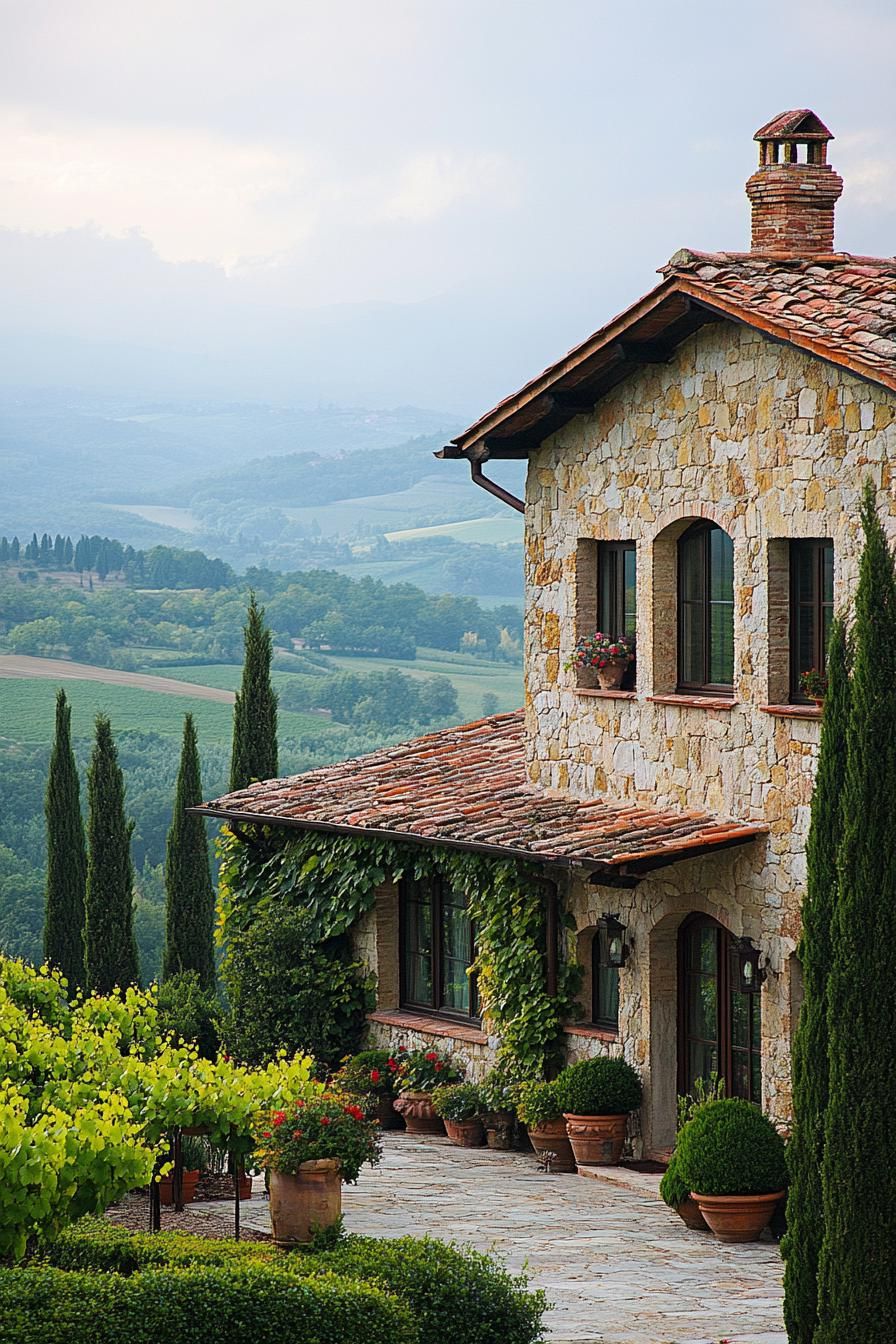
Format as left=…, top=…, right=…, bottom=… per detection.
left=522, top=318, right=896, bottom=1148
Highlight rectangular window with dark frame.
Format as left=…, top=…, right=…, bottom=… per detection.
left=399, top=875, right=478, bottom=1021
left=790, top=539, right=834, bottom=702
left=677, top=521, right=735, bottom=693
left=597, top=542, right=636, bottom=689
left=592, top=922, right=620, bottom=1032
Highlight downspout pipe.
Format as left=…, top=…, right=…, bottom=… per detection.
left=469, top=457, right=525, bottom=514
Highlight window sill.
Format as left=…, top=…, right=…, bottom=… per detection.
left=563, top=1022, right=620, bottom=1042
left=648, top=694, right=737, bottom=711
left=575, top=688, right=637, bottom=700
left=367, top=1009, right=488, bottom=1046
left=760, top=704, right=822, bottom=721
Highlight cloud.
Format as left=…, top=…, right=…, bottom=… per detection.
left=381, top=151, right=518, bottom=223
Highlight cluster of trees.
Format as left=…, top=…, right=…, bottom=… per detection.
left=1, top=545, right=522, bottom=666
left=279, top=666, right=458, bottom=730
left=782, top=483, right=896, bottom=1341
left=0, top=532, right=235, bottom=590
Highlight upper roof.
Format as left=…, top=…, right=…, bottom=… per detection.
left=195, top=710, right=766, bottom=879
left=441, top=250, right=896, bottom=462
left=754, top=109, right=832, bottom=141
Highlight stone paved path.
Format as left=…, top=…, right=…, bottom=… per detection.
left=191, top=1133, right=785, bottom=1344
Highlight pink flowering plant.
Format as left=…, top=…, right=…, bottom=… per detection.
left=396, top=1046, right=461, bottom=1092
left=565, top=631, right=635, bottom=672
left=254, top=1091, right=382, bottom=1183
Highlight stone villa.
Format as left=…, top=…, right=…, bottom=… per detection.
left=200, top=112, right=896, bottom=1158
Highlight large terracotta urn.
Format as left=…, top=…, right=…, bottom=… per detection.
left=268, top=1160, right=342, bottom=1247
left=528, top=1120, right=577, bottom=1173
left=563, top=1113, right=628, bottom=1166
left=393, top=1090, right=444, bottom=1135
left=691, top=1190, right=784, bottom=1243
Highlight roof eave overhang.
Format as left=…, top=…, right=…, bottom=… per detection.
left=438, top=275, right=896, bottom=463
left=189, top=804, right=766, bottom=880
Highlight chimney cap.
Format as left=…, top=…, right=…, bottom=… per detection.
left=754, top=109, right=833, bottom=143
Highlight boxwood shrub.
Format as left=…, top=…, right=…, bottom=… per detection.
left=658, top=1152, right=690, bottom=1209
left=0, top=1263, right=414, bottom=1344
left=554, top=1056, right=642, bottom=1116
left=675, top=1097, right=788, bottom=1196
left=45, top=1221, right=547, bottom=1344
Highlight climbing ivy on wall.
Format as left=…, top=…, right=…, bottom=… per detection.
left=217, top=828, right=581, bottom=1078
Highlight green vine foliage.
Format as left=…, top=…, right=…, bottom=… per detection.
left=217, top=829, right=581, bottom=1079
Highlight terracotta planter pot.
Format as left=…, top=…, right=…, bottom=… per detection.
left=528, top=1119, right=577, bottom=1173
left=577, top=666, right=601, bottom=690
left=563, top=1113, right=628, bottom=1166
left=394, top=1090, right=444, bottom=1135
left=237, top=1173, right=253, bottom=1200
left=269, top=1160, right=342, bottom=1247
left=692, top=1189, right=785, bottom=1243
left=159, top=1168, right=200, bottom=1206
left=597, top=661, right=626, bottom=690
left=485, top=1111, right=515, bottom=1150
left=673, top=1195, right=709, bottom=1231
left=375, top=1095, right=404, bottom=1130
left=444, top=1117, right=486, bottom=1147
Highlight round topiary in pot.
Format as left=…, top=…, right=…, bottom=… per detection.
left=659, top=1152, right=708, bottom=1231
left=554, top=1056, right=642, bottom=1167
left=675, top=1097, right=787, bottom=1243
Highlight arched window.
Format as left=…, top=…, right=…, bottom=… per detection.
left=592, top=921, right=620, bottom=1031
left=677, top=520, right=734, bottom=693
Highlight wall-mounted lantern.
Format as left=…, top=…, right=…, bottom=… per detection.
left=731, top=937, right=766, bottom=993
left=603, top=914, right=630, bottom=968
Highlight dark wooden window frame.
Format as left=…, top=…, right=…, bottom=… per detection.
left=591, top=920, right=620, bottom=1033
left=676, top=520, right=735, bottom=696
left=399, top=875, right=479, bottom=1023
left=789, top=538, right=834, bottom=702
left=676, top=913, right=761, bottom=1104
left=597, top=541, right=637, bottom=689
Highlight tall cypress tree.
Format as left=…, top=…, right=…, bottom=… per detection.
left=163, top=714, right=216, bottom=988
left=84, top=714, right=140, bottom=992
left=782, top=619, right=850, bottom=1343
left=43, top=689, right=87, bottom=991
left=816, top=483, right=896, bottom=1342
left=230, top=592, right=278, bottom=791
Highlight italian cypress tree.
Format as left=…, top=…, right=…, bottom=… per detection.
left=43, top=689, right=87, bottom=990
left=782, top=619, right=850, bottom=1343
left=230, top=592, right=278, bottom=791
left=816, top=483, right=896, bottom=1343
left=84, top=714, right=140, bottom=992
left=162, top=714, right=215, bottom=988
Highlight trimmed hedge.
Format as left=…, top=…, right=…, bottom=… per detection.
left=0, top=1263, right=414, bottom=1344
left=659, top=1152, right=690, bottom=1209
left=554, top=1055, right=642, bottom=1116
left=45, top=1221, right=547, bottom=1344
left=676, top=1098, right=788, bottom=1196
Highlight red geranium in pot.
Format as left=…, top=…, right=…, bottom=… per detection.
left=256, top=1092, right=382, bottom=1247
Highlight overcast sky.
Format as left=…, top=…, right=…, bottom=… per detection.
left=1, top=0, right=894, bottom=416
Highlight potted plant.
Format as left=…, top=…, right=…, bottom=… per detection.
left=565, top=631, right=635, bottom=690
left=158, top=1133, right=205, bottom=1205
left=516, top=1080, right=576, bottom=1173
left=554, top=1055, right=642, bottom=1166
left=675, top=1097, right=787, bottom=1243
left=479, top=1064, right=520, bottom=1150
left=660, top=1075, right=726, bottom=1230
left=393, top=1048, right=460, bottom=1134
left=256, top=1092, right=382, bottom=1247
left=334, top=1048, right=404, bottom=1129
left=432, top=1082, right=486, bottom=1146
left=799, top=667, right=827, bottom=707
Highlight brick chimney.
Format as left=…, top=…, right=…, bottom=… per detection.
left=746, top=110, right=843, bottom=255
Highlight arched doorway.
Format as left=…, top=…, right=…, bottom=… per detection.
left=677, top=914, right=761, bottom=1102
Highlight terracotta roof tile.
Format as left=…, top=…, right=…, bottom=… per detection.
left=196, top=711, right=766, bottom=875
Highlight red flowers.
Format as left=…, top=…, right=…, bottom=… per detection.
left=261, top=1131, right=271, bottom=1139
left=320, top=1115, right=331, bottom=1126
left=369, top=1069, right=381, bottom=1083
left=386, top=1058, right=398, bottom=1072
left=343, top=1103, right=365, bottom=1121
left=434, top=1061, right=443, bottom=1071
left=292, top=1130, right=303, bottom=1139
left=272, top=1110, right=286, bottom=1126
left=294, top=1098, right=305, bottom=1108
left=425, top=1051, right=438, bottom=1062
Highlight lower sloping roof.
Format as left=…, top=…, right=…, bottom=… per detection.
left=194, top=711, right=766, bottom=878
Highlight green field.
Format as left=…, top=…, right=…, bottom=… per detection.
left=385, top=515, right=523, bottom=545
left=0, top=677, right=340, bottom=748
left=322, top=651, right=522, bottom=721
